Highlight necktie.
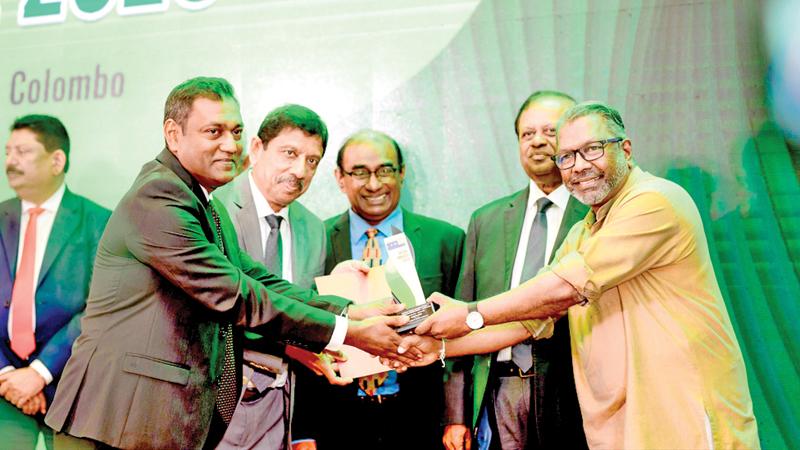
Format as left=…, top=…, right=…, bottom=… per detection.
left=208, top=201, right=237, bottom=424
left=512, top=197, right=552, bottom=372
left=358, top=228, right=389, bottom=396
left=10, top=207, right=45, bottom=360
left=264, top=214, right=283, bottom=277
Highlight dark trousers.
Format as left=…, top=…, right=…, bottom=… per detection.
left=293, top=366, right=444, bottom=450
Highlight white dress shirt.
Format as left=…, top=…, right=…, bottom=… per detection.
left=0, top=183, right=66, bottom=383
left=248, top=173, right=293, bottom=283
left=497, top=182, right=570, bottom=362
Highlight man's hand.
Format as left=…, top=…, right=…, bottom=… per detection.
left=443, top=424, right=472, bottom=450
left=0, top=367, right=46, bottom=408
left=414, top=293, right=471, bottom=339
left=345, top=315, right=421, bottom=365
left=285, top=346, right=353, bottom=386
left=20, top=391, right=47, bottom=416
left=348, top=297, right=405, bottom=321
left=331, top=259, right=370, bottom=276
left=393, top=334, right=442, bottom=367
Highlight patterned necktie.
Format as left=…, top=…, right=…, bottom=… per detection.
left=358, top=228, right=389, bottom=396
left=512, top=197, right=552, bottom=372
left=264, top=214, right=283, bottom=277
left=208, top=201, right=237, bottom=424
left=10, top=207, right=45, bottom=360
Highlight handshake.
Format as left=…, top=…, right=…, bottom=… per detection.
left=341, top=292, right=476, bottom=373
left=296, top=260, right=483, bottom=385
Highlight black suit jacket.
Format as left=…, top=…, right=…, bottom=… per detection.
left=447, top=187, right=588, bottom=449
left=45, top=149, right=349, bottom=449
left=293, top=208, right=465, bottom=448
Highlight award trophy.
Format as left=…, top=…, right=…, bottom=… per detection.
left=383, top=232, right=436, bottom=334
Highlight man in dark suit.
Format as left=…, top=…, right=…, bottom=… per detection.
left=0, top=115, right=110, bottom=449
left=292, top=129, right=465, bottom=449
left=443, top=91, right=588, bottom=450
left=44, top=77, right=413, bottom=450
left=215, top=104, right=359, bottom=449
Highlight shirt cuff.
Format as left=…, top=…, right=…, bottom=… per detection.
left=550, top=251, right=599, bottom=302
left=325, top=315, right=348, bottom=351
left=519, top=318, right=555, bottom=340
left=0, top=366, right=14, bottom=376
left=29, top=359, right=53, bottom=385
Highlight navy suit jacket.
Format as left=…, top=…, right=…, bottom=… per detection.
left=0, top=188, right=110, bottom=402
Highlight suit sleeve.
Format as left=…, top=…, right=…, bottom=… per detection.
left=124, top=178, right=337, bottom=352
left=443, top=216, right=475, bottom=426
left=238, top=249, right=350, bottom=314
left=35, top=206, right=111, bottom=378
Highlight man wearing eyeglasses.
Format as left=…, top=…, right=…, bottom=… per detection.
left=292, top=129, right=465, bottom=449
left=442, top=91, right=588, bottom=450
left=407, top=101, right=759, bottom=449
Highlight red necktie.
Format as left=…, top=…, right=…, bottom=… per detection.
left=10, top=207, right=45, bottom=360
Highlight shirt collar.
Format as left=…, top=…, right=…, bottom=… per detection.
left=199, top=185, right=211, bottom=202
left=21, top=182, right=66, bottom=214
left=248, top=171, right=288, bottom=221
left=526, top=180, right=570, bottom=212
left=348, top=207, right=403, bottom=242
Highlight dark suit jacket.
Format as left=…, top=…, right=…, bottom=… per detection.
left=0, top=189, right=110, bottom=403
left=446, top=187, right=588, bottom=447
left=293, top=208, right=465, bottom=448
left=45, top=149, right=349, bottom=449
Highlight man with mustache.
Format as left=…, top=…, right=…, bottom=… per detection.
left=44, top=78, right=415, bottom=449
left=292, top=129, right=465, bottom=449
left=0, top=115, right=110, bottom=448
left=215, top=104, right=359, bottom=449
left=443, top=91, right=588, bottom=450
left=408, top=101, right=759, bottom=449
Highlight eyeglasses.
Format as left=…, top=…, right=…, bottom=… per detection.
left=342, top=165, right=400, bottom=182
left=551, top=137, right=623, bottom=169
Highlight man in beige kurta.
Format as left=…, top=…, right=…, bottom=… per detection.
left=540, top=165, right=758, bottom=449
left=414, top=101, right=759, bottom=449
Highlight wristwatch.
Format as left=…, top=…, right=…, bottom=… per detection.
left=466, top=302, right=484, bottom=330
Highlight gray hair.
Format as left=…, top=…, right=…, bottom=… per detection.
left=556, top=101, right=627, bottom=141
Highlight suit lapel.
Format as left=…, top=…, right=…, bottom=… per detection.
left=549, top=196, right=588, bottom=264
left=328, top=213, right=351, bottom=263
left=401, top=209, right=424, bottom=266
left=502, top=188, right=528, bottom=289
left=39, top=189, right=80, bottom=286
left=235, top=178, right=264, bottom=261
left=289, top=203, right=307, bottom=281
left=0, top=200, right=22, bottom=278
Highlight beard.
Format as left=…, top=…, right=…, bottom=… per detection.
left=566, top=150, right=629, bottom=206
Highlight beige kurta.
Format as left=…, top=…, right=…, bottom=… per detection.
left=522, top=167, right=759, bottom=449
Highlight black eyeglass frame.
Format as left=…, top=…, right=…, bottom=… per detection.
left=341, top=165, right=401, bottom=181
left=551, top=137, right=623, bottom=169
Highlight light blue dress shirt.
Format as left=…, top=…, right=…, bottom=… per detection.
left=347, top=207, right=403, bottom=396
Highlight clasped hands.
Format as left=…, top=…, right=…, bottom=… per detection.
left=325, top=261, right=471, bottom=374
left=0, top=367, right=48, bottom=416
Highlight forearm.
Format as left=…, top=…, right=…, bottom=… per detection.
left=446, top=322, right=531, bottom=357
left=479, top=271, right=580, bottom=326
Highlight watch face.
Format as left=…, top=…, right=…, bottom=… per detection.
left=466, top=311, right=484, bottom=330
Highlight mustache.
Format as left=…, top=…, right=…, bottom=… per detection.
left=569, top=168, right=602, bottom=183
left=276, top=175, right=304, bottom=190
left=5, top=167, right=23, bottom=176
